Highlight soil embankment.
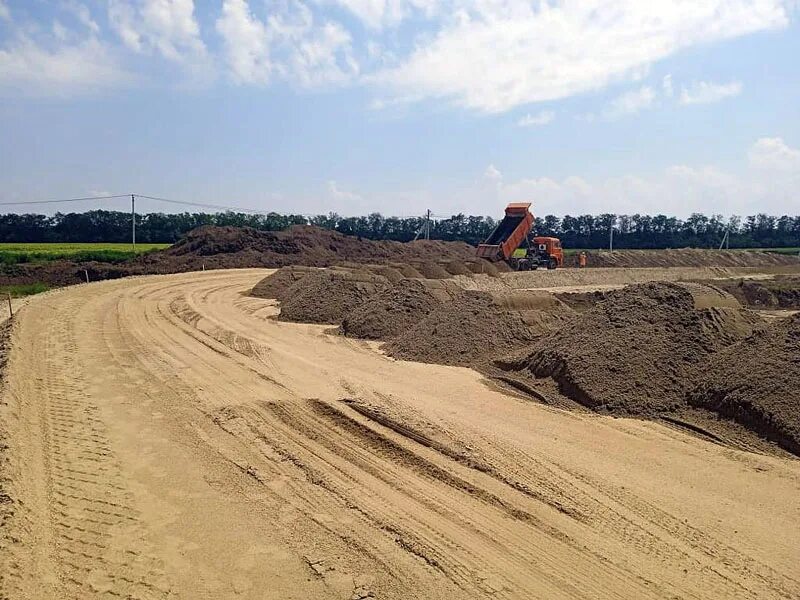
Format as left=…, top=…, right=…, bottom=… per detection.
left=688, top=314, right=800, bottom=454
left=570, top=248, right=800, bottom=268
left=0, top=225, right=483, bottom=289
left=258, top=263, right=800, bottom=455
left=502, top=283, right=759, bottom=413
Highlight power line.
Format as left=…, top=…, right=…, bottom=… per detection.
left=134, top=194, right=275, bottom=215
left=0, top=194, right=130, bottom=206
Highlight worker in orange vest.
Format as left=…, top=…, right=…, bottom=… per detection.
left=579, top=252, right=587, bottom=268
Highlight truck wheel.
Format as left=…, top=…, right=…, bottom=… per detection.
left=517, top=259, right=529, bottom=271
left=547, top=258, right=557, bottom=270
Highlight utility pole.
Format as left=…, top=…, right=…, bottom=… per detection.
left=609, top=218, right=614, bottom=252
left=425, top=209, right=431, bottom=240
left=131, top=194, right=136, bottom=254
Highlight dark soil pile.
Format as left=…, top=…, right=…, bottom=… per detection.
left=278, top=269, right=389, bottom=324
left=688, top=314, right=800, bottom=454
left=505, top=282, right=761, bottom=414
left=145, top=225, right=478, bottom=271
left=341, top=279, right=461, bottom=340
left=415, top=262, right=451, bottom=279
left=384, top=291, right=543, bottom=366
left=567, top=248, right=800, bottom=268
left=709, top=276, right=800, bottom=309
left=250, top=266, right=316, bottom=301
left=0, top=225, right=489, bottom=290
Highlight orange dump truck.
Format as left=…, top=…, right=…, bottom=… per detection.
left=476, top=203, right=563, bottom=270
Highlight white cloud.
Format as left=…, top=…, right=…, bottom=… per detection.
left=748, top=137, right=800, bottom=171
left=0, top=1, right=10, bottom=21
left=216, top=0, right=272, bottom=84
left=63, top=1, right=100, bottom=33
left=480, top=137, right=799, bottom=216
left=321, top=0, right=438, bottom=30
left=662, top=74, right=673, bottom=97
left=484, top=164, right=502, bottom=181
left=680, top=80, right=743, bottom=105
left=327, top=180, right=363, bottom=203
left=217, top=0, right=357, bottom=87
left=517, top=110, right=555, bottom=127
left=109, top=0, right=207, bottom=64
left=375, top=1, right=787, bottom=112
left=0, top=36, right=130, bottom=96
left=603, top=86, right=656, bottom=120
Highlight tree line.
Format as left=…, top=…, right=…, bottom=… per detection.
left=1, top=210, right=798, bottom=249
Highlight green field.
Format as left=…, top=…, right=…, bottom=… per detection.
left=0, top=242, right=170, bottom=265
left=0, top=283, right=51, bottom=298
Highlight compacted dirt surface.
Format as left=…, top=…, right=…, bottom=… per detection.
left=2, top=269, right=800, bottom=600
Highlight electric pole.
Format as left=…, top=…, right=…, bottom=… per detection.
left=131, top=194, right=136, bottom=254
left=609, top=218, right=614, bottom=252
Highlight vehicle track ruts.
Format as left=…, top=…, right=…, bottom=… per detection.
left=1, top=269, right=798, bottom=600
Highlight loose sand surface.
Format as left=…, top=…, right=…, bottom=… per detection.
left=2, top=269, right=799, bottom=599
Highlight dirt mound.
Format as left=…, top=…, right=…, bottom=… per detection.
left=415, top=262, right=451, bottom=279
left=464, top=260, right=500, bottom=276
left=708, top=275, right=800, bottom=309
left=341, top=279, right=462, bottom=340
left=688, top=314, right=800, bottom=454
left=505, top=282, right=761, bottom=414
left=570, top=248, right=800, bottom=268
left=278, top=269, right=389, bottom=324
left=385, top=291, right=565, bottom=366
left=251, top=266, right=316, bottom=301
left=148, top=225, right=477, bottom=271
left=442, top=261, right=472, bottom=276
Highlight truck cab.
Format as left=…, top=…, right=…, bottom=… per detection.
left=510, top=236, right=563, bottom=270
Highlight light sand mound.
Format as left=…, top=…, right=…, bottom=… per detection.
left=572, top=248, right=800, bottom=268
left=442, top=261, right=471, bottom=276
left=464, top=260, right=500, bottom=276
left=688, top=313, right=800, bottom=454
left=251, top=266, right=316, bottom=301
left=279, top=269, right=389, bottom=324
left=415, top=262, right=451, bottom=279
left=505, top=282, right=762, bottom=414
left=341, top=279, right=462, bottom=340
left=385, top=290, right=570, bottom=366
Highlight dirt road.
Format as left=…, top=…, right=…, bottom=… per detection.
left=2, top=269, right=799, bottom=599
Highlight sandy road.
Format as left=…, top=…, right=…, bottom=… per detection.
left=1, top=269, right=799, bottom=599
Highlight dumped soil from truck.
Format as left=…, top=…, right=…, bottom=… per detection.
left=278, top=269, right=389, bottom=324
left=503, top=283, right=762, bottom=414
left=341, top=279, right=462, bottom=340
left=688, top=313, right=800, bottom=454
left=250, top=265, right=316, bottom=301
left=385, top=291, right=570, bottom=367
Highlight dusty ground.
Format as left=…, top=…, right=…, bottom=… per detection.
left=1, top=269, right=799, bottom=600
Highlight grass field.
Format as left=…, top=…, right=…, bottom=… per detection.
left=0, top=242, right=170, bottom=265
left=0, top=283, right=51, bottom=298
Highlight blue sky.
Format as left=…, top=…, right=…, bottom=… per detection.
left=1, top=0, right=799, bottom=218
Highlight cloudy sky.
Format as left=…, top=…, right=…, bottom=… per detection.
left=1, top=0, right=799, bottom=218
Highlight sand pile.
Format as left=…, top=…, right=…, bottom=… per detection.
left=570, top=248, right=800, bottom=268
left=341, top=279, right=462, bottom=340
left=415, top=262, right=451, bottom=279
left=251, top=266, right=316, bottom=301
left=710, top=275, right=800, bottom=309
left=506, top=282, right=761, bottom=414
left=688, top=313, right=800, bottom=454
left=279, top=269, right=389, bottom=324
left=384, top=290, right=569, bottom=366
left=151, top=225, right=478, bottom=270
